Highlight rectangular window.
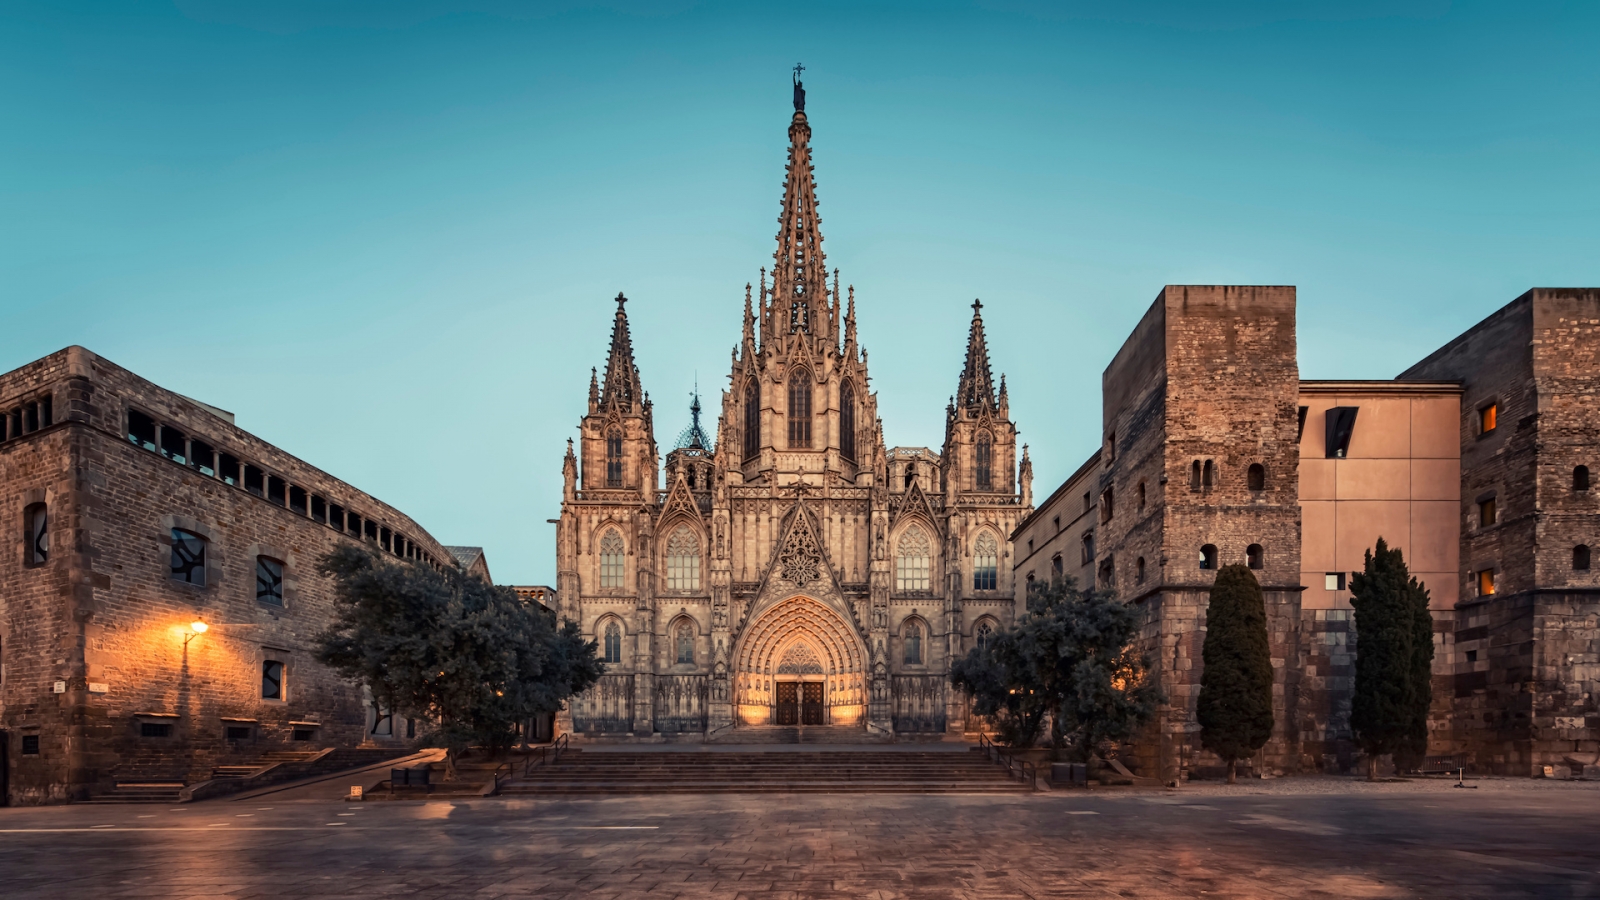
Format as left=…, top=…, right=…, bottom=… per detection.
left=330, top=504, right=346, bottom=532
left=1297, top=406, right=1308, bottom=442
left=25, top=402, right=39, bottom=433
left=170, top=528, right=207, bottom=586
left=289, top=486, right=307, bottom=515
left=1100, top=487, right=1114, bottom=523
left=140, top=723, right=173, bottom=738
left=311, top=496, right=327, bottom=524
left=1479, top=498, right=1497, bottom=527
left=1326, top=406, right=1359, bottom=459
left=262, top=660, right=285, bottom=700
left=244, top=465, right=265, bottom=497
left=1324, top=572, right=1346, bottom=591
left=364, top=520, right=378, bottom=542
left=226, top=725, right=252, bottom=741
left=10, top=409, right=23, bottom=441
left=159, top=425, right=187, bottom=464
left=267, top=476, right=287, bottom=506
left=1480, top=403, right=1498, bottom=435
left=128, top=409, right=158, bottom=450
left=380, top=527, right=392, bottom=552
left=1478, top=569, right=1495, bottom=597
left=21, top=734, right=39, bottom=755
left=291, top=727, right=314, bottom=741
left=24, top=503, right=48, bottom=566
left=41, top=395, right=52, bottom=427
left=256, top=557, right=284, bottom=606
left=190, top=440, right=216, bottom=477
left=219, top=453, right=241, bottom=486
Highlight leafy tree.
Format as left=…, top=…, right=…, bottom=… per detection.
left=1349, top=538, right=1434, bottom=780
left=315, top=545, right=602, bottom=761
left=952, top=576, right=1160, bottom=759
left=1196, top=564, right=1275, bottom=783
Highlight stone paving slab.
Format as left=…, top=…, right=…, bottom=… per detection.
left=0, top=781, right=1597, bottom=898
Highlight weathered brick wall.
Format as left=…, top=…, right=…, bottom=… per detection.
left=2, top=347, right=450, bottom=803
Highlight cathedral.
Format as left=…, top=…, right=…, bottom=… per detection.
left=554, top=75, right=1033, bottom=738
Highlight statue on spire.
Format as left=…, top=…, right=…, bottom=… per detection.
left=793, top=62, right=806, bottom=112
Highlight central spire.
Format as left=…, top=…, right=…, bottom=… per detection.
left=600, top=292, right=643, bottom=410
left=956, top=299, right=997, bottom=413
left=768, top=68, right=832, bottom=347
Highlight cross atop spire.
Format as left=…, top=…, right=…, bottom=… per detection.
left=955, top=298, right=997, bottom=413
left=792, top=62, right=806, bottom=112
left=599, top=292, right=643, bottom=410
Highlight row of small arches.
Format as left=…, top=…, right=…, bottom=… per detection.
left=1189, top=460, right=1269, bottom=492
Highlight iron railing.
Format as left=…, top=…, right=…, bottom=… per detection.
left=978, top=733, right=1037, bottom=789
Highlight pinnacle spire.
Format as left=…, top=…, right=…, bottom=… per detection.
left=956, top=299, right=997, bottom=412
left=599, top=292, right=643, bottom=410
left=771, top=72, right=831, bottom=345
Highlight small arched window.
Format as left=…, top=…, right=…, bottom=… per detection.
left=1202, top=460, right=1216, bottom=489
left=171, top=528, right=207, bottom=586
left=599, top=529, right=625, bottom=588
left=665, top=525, right=701, bottom=591
left=1247, top=464, right=1266, bottom=492
left=743, top=381, right=760, bottom=461
left=605, top=429, right=623, bottom=487
left=1576, top=466, right=1591, bottom=491
left=1575, top=545, right=1591, bottom=571
left=973, top=532, right=998, bottom=591
left=903, top=621, right=923, bottom=665
left=603, top=620, right=623, bottom=664
left=1247, top=543, right=1264, bottom=570
left=675, top=621, right=695, bottom=664
left=1199, top=544, right=1218, bottom=570
left=1136, top=556, right=1146, bottom=583
left=975, top=432, right=993, bottom=491
left=23, top=502, right=47, bottom=566
left=840, top=381, right=856, bottom=462
left=975, top=620, right=994, bottom=651
left=904, top=462, right=916, bottom=491
left=787, top=370, right=812, bottom=448
left=896, top=526, right=931, bottom=592
left=1190, top=460, right=1202, bottom=491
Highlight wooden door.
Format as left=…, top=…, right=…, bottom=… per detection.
left=801, top=682, right=825, bottom=725
left=775, top=682, right=799, bottom=725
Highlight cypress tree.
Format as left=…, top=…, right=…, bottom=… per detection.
left=1349, top=538, right=1433, bottom=780
left=1197, top=564, right=1275, bottom=783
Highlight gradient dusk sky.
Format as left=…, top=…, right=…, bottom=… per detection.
left=3, top=1, right=1596, bottom=584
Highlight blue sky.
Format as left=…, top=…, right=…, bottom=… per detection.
left=3, top=1, right=1596, bottom=584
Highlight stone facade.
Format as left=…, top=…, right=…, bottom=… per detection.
left=554, top=78, right=1032, bottom=739
left=0, top=347, right=455, bottom=804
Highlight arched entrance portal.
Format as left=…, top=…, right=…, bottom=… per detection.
left=734, top=595, right=868, bottom=726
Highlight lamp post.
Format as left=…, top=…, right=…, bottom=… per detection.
left=183, top=618, right=208, bottom=645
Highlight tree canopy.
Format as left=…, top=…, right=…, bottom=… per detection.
left=1349, top=537, right=1434, bottom=779
left=951, top=576, right=1159, bottom=758
left=1196, top=564, right=1275, bottom=782
left=315, top=545, right=602, bottom=753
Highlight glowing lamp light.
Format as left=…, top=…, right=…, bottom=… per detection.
left=190, top=620, right=209, bottom=634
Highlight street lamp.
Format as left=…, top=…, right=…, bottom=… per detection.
left=184, top=618, right=208, bottom=645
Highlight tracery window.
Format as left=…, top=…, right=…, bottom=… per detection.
left=665, top=525, right=701, bottom=591
left=973, top=532, right=998, bottom=591
left=787, top=370, right=812, bottom=448
left=840, top=381, right=856, bottom=462
left=743, top=381, right=760, bottom=461
left=975, top=620, right=993, bottom=651
left=605, top=429, right=623, bottom=487
left=896, top=526, right=931, bottom=592
left=599, top=529, right=625, bottom=588
left=675, top=621, right=694, bottom=664
left=975, top=431, right=993, bottom=490
left=603, top=620, right=623, bottom=664
left=903, top=621, right=923, bottom=665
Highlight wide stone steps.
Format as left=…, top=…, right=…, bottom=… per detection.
left=84, top=782, right=185, bottom=804
left=502, top=749, right=1030, bottom=795
left=707, top=725, right=892, bottom=745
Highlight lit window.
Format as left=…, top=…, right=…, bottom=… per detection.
left=170, top=529, right=207, bottom=586
left=603, top=621, right=623, bottom=664
left=665, top=525, right=701, bottom=591
left=262, top=660, right=284, bottom=700
left=1477, top=569, right=1495, bottom=597
left=1479, top=498, right=1497, bottom=527
left=256, top=557, right=284, bottom=606
left=895, top=527, right=931, bottom=592
left=1480, top=403, right=1497, bottom=434
left=973, top=533, right=998, bottom=591
left=599, top=530, right=625, bottom=588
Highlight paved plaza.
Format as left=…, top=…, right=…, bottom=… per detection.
left=1, top=778, right=1597, bottom=899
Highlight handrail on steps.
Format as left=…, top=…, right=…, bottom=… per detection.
left=977, top=733, right=1037, bottom=790
left=522, top=732, right=571, bottom=777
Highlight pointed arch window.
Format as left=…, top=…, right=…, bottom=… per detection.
left=603, top=620, right=623, bottom=664
left=973, top=532, right=998, bottom=591
left=975, top=431, right=993, bottom=491
left=975, top=620, right=994, bottom=651
left=743, top=381, right=760, bottom=461
left=599, top=529, right=625, bottom=588
left=840, top=381, right=856, bottom=462
left=787, top=370, right=812, bottom=448
left=665, top=525, right=701, bottom=591
left=903, top=620, right=924, bottom=665
left=896, top=526, right=932, bottom=593
left=675, top=621, right=695, bottom=664
left=605, top=429, right=623, bottom=487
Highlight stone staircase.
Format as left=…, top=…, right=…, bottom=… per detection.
left=501, top=748, right=1032, bottom=795
left=707, top=725, right=893, bottom=745
left=86, top=781, right=187, bottom=804
left=86, top=747, right=413, bottom=803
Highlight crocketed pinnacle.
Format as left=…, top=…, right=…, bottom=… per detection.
left=768, top=75, right=831, bottom=346
left=599, top=292, right=643, bottom=410
left=956, top=299, right=997, bottom=412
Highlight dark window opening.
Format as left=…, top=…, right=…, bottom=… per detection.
left=291, top=728, right=315, bottom=742
left=24, top=402, right=39, bottom=433
left=407, top=718, right=416, bottom=739
left=787, top=371, right=812, bottom=448
left=267, top=476, right=286, bottom=507
left=190, top=440, right=216, bottom=477
left=1247, top=464, right=1266, bottom=491
left=1199, top=544, right=1218, bottom=570
left=128, top=410, right=157, bottom=450
left=170, top=529, right=207, bottom=586
left=1053, top=516, right=1060, bottom=532
left=311, top=496, right=327, bottom=524
left=1575, top=545, right=1591, bottom=571
left=1326, top=406, right=1359, bottom=458
left=840, top=382, right=857, bottom=462
left=10, top=408, right=22, bottom=441
left=1052, top=554, right=1064, bottom=580
left=606, top=430, right=623, bottom=487
left=1100, top=486, right=1114, bottom=523
left=743, top=382, right=760, bottom=461
left=1247, top=543, right=1264, bottom=570
left=976, top=432, right=993, bottom=490
left=346, top=511, right=361, bottom=536
left=905, top=462, right=916, bottom=491
left=1575, top=466, right=1590, bottom=491
left=1325, top=572, right=1347, bottom=591
left=24, top=502, right=48, bottom=566
left=1190, top=460, right=1202, bottom=491
left=1479, top=498, right=1497, bottom=528
left=1137, top=481, right=1146, bottom=512
left=1465, top=649, right=1478, bottom=662
left=218, top=453, right=241, bottom=486
left=21, top=734, right=39, bottom=755
left=40, top=395, right=53, bottom=427
left=226, top=725, right=252, bottom=741
left=330, top=505, right=346, bottom=532
left=603, top=621, right=622, bottom=663
left=1081, top=532, right=1094, bottom=564
left=1297, top=406, right=1308, bottom=442
left=288, top=486, right=307, bottom=515
left=1098, top=556, right=1115, bottom=588
left=903, top=623, right=923, bottom=665
left=1136, top=556, right=1146, bottom=584
left=244, top=465, right=265, bottom=497
left=1202, top=460, right=1216, bottom=488
left=380, top=527, right=392, bottom=552
left=364, top=520, right=378, bottom=542
left=262, top=661, right=284, bottom=700
left=140, top=723, right=173, bottom=738
left=159, top=425, right=187, bottom=464
left=256, top=557, right=284, bottom=606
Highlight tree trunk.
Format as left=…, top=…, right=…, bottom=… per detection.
left=1367, top=754, right=1378, bottom=782
left=1226, top=758, right=1236, bottom=785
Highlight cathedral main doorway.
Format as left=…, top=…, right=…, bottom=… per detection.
left=774, top=681, right=826, bottom=725
left=734, top=595, right=868, bottom=727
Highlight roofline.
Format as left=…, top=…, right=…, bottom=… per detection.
left=1299, top=379, right=1463, bottom=394
left=1012, top=449, right=1101, bottom=540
